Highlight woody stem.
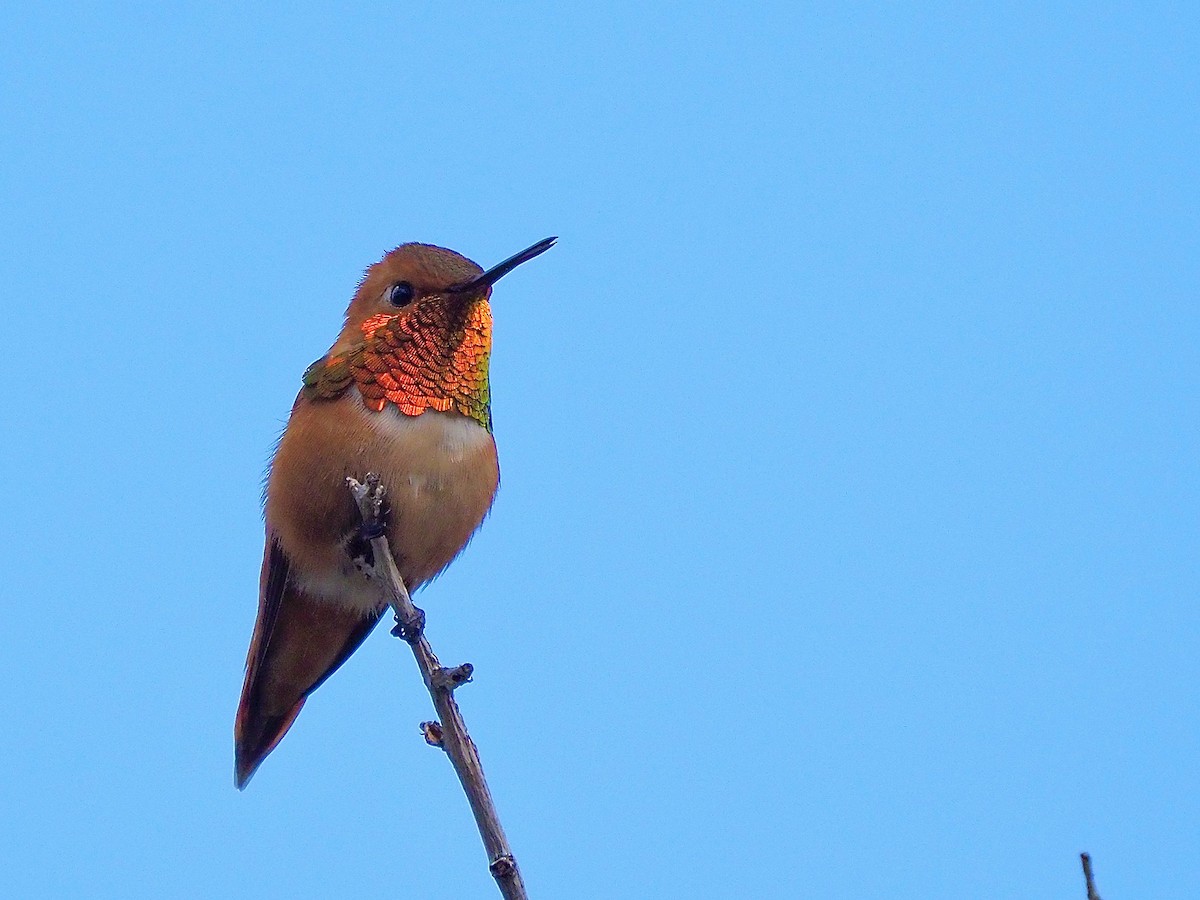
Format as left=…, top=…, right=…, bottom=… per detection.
left=347, top=474, right=529, bottom=900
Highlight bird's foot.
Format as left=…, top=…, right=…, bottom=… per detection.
left=390, top=606, right=426, bottom=643
left=347, top=473, right=388, bottom=539
left=346, top=532, right=376, bottom=572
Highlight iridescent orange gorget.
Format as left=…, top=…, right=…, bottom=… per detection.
left=301, top=296, right=493, bottom=431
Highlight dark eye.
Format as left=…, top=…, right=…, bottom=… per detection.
left=388, top=281, right=415, bottom=307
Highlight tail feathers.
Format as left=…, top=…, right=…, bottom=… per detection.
left=235, top=699, right=306, bottom=789
left=235, top=539, right=381, bottom=789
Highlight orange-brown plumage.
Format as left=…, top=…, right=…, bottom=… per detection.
left=235, top=238, right=553, bottom=788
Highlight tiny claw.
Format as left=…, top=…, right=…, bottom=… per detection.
left=364, top=472, right=385, bottom=506
left=390, top=606, right=426, bottom=643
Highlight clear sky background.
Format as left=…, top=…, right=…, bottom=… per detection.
left=1, top=3, right=1196, bottom=898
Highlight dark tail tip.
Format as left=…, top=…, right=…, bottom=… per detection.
left=234, top=747, right=259, bottom=790
left=234, top=705, right=303, bottom=790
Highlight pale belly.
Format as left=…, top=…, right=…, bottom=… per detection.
left=266, top=395, right=500, bottom=614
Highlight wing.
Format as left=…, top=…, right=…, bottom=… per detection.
left=300, top=350, right=359, bottom=400
left=301, top=320, right=422, bottom=414
left=233, top=536, right=382, bottom=788
left=299, top=331, right=418, bottom=413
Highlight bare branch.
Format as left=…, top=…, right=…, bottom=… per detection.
left=1080, top=852, right=1102, bottom=900
left=348, top=474, right=528, bottom=900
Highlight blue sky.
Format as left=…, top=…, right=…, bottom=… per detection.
left=1, top=3, right=1196, bottom=897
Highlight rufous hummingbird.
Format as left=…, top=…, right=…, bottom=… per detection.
left=235, top=236, right=556, bottom=788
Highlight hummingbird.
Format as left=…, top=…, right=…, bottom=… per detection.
left=235, top=236, right=556, bottom=788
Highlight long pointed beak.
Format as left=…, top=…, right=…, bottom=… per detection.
left=449, top=236, right=557, bottom=294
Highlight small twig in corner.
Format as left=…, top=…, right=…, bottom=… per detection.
left=1080, top=852, right=1103, bottom=900
left=348, top=474, right=529, bottom=900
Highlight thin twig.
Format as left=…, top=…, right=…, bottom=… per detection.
left=1080, top=852, right=1102, bottom=900
left=349, top=474, right=528, bottom=900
